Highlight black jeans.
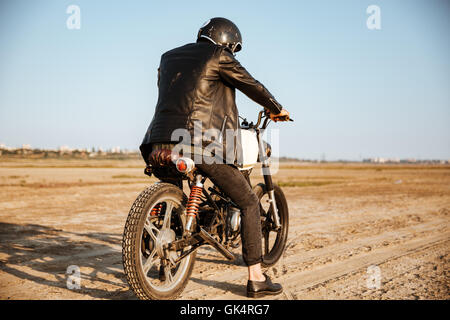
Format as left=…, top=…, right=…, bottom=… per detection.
left=196, top=164, right=262, bottom=266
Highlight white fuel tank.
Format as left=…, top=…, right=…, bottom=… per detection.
left=239, top=129, right=259, bottom=170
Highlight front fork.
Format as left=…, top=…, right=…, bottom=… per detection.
left=257, top=129, right=282, bottom=229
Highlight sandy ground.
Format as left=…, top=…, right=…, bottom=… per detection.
left=0, top=159, right=448, bottom=300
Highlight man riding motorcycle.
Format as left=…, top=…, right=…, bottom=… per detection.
left=140, top=17, right=290, bottom=298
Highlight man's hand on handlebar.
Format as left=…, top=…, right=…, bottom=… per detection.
left=269, top=109, right=291, bottom=122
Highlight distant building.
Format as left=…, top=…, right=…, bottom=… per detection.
left=363, top=157, right=402, bottom=163
left=59, top=145, right=72, bottom=155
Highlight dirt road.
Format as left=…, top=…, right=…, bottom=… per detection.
left=0, top=160, right=448, bottom=299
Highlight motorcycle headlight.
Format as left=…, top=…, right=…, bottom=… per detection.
left=265, top=142, right=272, bottom=158
left=258, top=141, right=272, bottom=162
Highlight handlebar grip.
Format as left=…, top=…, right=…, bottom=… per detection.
left=273, top=115, right=293, bottom=122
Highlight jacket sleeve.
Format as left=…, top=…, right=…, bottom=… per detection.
left=218, top=48, right=283, bottom=114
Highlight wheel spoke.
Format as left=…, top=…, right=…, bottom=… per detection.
left=144, top=220, right=159, bottom=241
left=142, top=249, right=158, bottom=275
left=162, top=201, right=173, bottom=229
left=164, top=265, right=174, bottom=284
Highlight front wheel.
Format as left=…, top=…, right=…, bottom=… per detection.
left=122, top=182, right=196, bottom=300
left=253, top=183, right=289, bottom=267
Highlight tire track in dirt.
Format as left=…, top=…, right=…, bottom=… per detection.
left=179, top=219, right=447, bottom=299
left=276, top=233, right=449, bottom=300
left=205, top=232, right=449, bottom=300
left=2, top=215, right=445, bottom=300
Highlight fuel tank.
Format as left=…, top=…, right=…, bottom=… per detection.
left=239, top=129, right=259, bottom=170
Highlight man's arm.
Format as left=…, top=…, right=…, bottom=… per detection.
left=218, top=49, right=283, bottom=115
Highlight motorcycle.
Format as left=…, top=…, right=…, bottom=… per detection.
left=122, top=110, right=292, bottom=300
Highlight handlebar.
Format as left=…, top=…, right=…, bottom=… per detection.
left=248, top=110, right=293, bottom=130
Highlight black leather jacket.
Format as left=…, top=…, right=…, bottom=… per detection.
left=140, top=40, right=283, bottom=165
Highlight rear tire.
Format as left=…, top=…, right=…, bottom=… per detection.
left=122, top=182, right=196, bottom=300
left=253, top=183, right=289, bottom=268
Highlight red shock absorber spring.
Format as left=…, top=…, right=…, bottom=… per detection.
left=150, top=203, right=162, bottom=216
left=186, top=186, right=203, bottom=218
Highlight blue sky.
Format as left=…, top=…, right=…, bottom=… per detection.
left=0, top=0, right=449, bottom=160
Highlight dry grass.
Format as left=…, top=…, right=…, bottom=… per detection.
left=276, top=180, right=340, bottom=187
left=279, top=163, right=450, bottom=171
left=111, top=174, right=143, bottom=179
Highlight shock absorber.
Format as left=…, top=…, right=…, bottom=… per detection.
left=150, top=203, right=162, bottom=216
left=185, top=174, right=204, bottom=233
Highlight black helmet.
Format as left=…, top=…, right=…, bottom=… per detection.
left=197, top=17, right=242, bottom=53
